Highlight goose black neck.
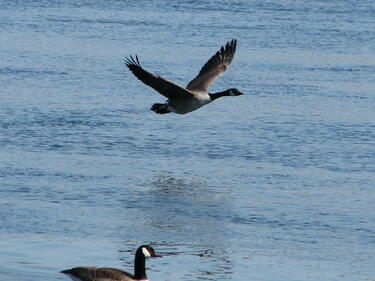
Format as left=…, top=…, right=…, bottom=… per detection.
left=134, top=253, right=147, bottom=280
left=209, top=90, right=230, bottom=101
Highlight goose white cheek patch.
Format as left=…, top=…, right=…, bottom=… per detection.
left=228, top=90, right=235, bottom=96
left=142, top=247, right=152, bottom=258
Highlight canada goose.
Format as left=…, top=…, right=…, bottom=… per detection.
left=125, top=39, right=244, bottom=114
left=61, top=245, right=161, bottom=281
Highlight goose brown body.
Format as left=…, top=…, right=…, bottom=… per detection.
left=61, top=245, right=159, bottom=281
left=61, top=267, right=137, bottom=281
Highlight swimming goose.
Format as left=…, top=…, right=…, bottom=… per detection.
left=61, top=245, right=161, bottom=281
left=125, top=39, right=244, bottom=114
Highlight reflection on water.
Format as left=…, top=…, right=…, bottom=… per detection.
left=145, top=174, right=232, bottom=236
left=152, top=174, right=204, bottom=197
left=132, top=174, right=235, bottom=280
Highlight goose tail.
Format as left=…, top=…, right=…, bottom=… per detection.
left=151, top=103, right=171, bottom=114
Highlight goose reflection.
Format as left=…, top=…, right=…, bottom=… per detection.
left=145, top=174, right=234, bottom=280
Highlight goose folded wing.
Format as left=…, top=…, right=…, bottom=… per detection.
left=125, top=55, right=193, bottom=99
left=186, top=39, right=237, bottom=92
left=62, top=267, right=135, bottom=281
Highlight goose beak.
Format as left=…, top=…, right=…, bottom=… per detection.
left=152, top=252, right=162, bottom=258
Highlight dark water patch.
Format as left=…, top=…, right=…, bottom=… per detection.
left=47, top=16, right=165, bottom=28
left=0, top=67, right=68, bottom=77
left=0, top=166, right=110, bottom=182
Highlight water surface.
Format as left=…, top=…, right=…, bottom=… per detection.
left=1, top=0, right=374, bottom=280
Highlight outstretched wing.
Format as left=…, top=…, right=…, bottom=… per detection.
left=186, top=39, right=237, bottom=92
left=125, top=55, right=193, bottom=99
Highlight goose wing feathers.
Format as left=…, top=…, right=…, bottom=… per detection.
left=125, top=55, right=193, bottom=99
left=62, top=267, right=134, bottom=281
left=186, top=39, right=237, bottom=92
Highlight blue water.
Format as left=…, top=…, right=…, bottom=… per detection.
left=1, top=1, right=374, bottom=280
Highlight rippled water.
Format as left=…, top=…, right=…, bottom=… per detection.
left=1, top=0, right=374, bottom=280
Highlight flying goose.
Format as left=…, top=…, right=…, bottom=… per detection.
left=125, top=39, right=244, bottom=114
left=61, top=245, right=161, bottom=281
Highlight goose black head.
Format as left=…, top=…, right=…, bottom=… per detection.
left=138, top=245, right=162, bottom=259
left=227, top=88, right=244, bottom=96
